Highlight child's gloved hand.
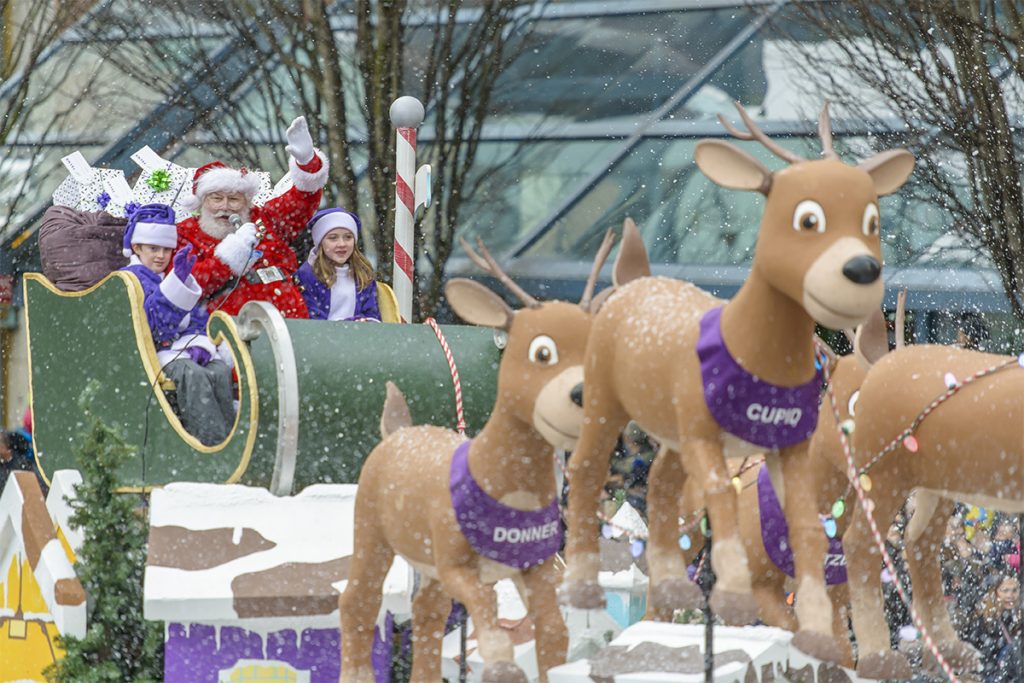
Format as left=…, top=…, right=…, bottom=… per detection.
left=173, top=244, right=196, bottom=281
left=187, top=347, right=212, bottom=366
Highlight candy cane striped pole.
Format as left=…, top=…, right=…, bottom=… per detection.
left=389, top=96, right=425, bottom=323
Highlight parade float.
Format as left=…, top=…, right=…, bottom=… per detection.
left=7, top=96, right=1022, bottom=683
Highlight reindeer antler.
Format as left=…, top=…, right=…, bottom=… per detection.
left=818, top=101, right=839, bottom=161
left=459, top=236, right=540, bottom=309
left=579, top=228, right=616, bottom=312
left=717, top=101, right=805, bottom=164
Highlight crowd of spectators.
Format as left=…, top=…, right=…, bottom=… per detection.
left=928, top=507, right=1019, bottom=682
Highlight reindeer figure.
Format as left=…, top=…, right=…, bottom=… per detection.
left=338, top=234, right=617, bottom=683
left=560, top=102, right=914, bottom=660
left=841, top=337, right=1022, bottom=679
left=647, top=304, right=908, bottom=669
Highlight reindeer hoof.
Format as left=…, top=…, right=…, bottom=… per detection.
left=558, top=580, right=605, bottom=609
left=792, top=629, right=844, bottom=664
left=929, top=639, right=981, bottom=673
left=649, top=577, right=702, bottom=611
left=709, top=589, right=758, bottom=625
left=856, top=650, right=912, bottom=681
left=482, top=660, right=528, bottom=683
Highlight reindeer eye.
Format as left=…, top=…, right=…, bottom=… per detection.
left=793, top=200, right=826, bottom=233
left=528, top=335, right=558, bottom=365
left=862, top=203, right=880, bottom=237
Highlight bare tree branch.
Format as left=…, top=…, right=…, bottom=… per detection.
left=783, top=1, right=1024, bottom=321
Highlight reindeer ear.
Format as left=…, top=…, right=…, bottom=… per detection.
left=859, top=149, right=915, bottom=196
left=853, top=307, right=889, bottom=370
left=694, top=140, right=772, bottom=194
left=380, top=381, right=413, bottom=439
left=445, top=278, right=514, bottom=330
left=613, top=217, right=651, bottom=287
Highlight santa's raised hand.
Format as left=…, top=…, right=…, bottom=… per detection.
left=285, top=116, right=315, bottom=165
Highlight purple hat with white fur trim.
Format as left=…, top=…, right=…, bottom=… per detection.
left=123, top=203, right=178, bottom=257
left=307, top=207, right=361, bottom=251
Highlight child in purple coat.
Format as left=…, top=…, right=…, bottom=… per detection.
left=295, top=208, right=381, bottom=321
left=121, top=204, right=235, bottom=445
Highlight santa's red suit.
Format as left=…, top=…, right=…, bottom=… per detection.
left=175, top=121, right=328, bottom=319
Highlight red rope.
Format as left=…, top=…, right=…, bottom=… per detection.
left=424, top=317, right=466, bottom=435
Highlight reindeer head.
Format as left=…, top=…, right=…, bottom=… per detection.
left=695, top=102, right=915, bottom=330
left=445, top=234, right=614, bottom=450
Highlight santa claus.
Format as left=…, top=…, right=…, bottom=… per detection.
left=176, top=116, right=328, bottom=318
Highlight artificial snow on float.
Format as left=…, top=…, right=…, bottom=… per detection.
left=547, top=620, right=868, bottom=683
left=143, top=482, right=414, bottom=683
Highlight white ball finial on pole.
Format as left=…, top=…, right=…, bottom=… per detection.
left=390, top=96, right=425, bottom=129
left=390, top=96, right=425, bottom=323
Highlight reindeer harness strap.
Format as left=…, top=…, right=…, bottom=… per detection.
left=697, top=306, right=822, bottom=448
left=449, top=441, right=562, bottom=569
left=756, top=466, right=848, bottom=585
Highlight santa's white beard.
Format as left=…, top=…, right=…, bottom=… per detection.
left=198, top=209, right=249, bottom=239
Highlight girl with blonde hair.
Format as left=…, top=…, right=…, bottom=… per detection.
left=296, top=208, right=380, bottom=321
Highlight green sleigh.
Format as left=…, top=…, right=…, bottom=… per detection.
left=23, top=271, right=501, bottom=493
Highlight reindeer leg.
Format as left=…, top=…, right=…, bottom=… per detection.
left=844, top=492, right=912, bottom=681
left=645, top=446, right=702, bottom=612
left=737, top=469, right=797, bottom=632
left=436, top=563, right=525, bottom=683
left=409, top=578, right=450, bottom=682
left=339, top=509, right=395, bottom=683
left=751, top=572, right=797, bottom=631
left=827, top=583, right=854, bottom=668
left=684, top=437, right=757, bottom=625
left=519, top=560, right=569, bottom=682
left=906, top=494, right=979, bottom=674
left=562, top=380, right=628, bottom=609
left=778, top=445, right=838, bottom=662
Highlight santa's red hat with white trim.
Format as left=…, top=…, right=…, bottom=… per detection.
left=180, top=161, right=261, bottom=212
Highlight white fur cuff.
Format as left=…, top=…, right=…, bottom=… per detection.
left=160, top=273, right=202, bottom=312
left=214, top=232, right=254, bottom=276
left=216, top=342, right=236, bottom=370
left=170, top=333, right=217, bottom=356
left=289, top=149, right=330, bottom=193
left=157, top=333, right=218, bottom=367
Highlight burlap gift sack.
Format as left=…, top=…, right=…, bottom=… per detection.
left=38, top=206, right=129, bottom=291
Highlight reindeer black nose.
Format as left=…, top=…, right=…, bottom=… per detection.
left=842, top=255, right=881, bottom=284
left=570, top=383, right=584, bottom=407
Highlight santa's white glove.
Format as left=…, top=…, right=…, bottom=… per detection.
left=236, top=222, right=259, bottom=249
left=214, top=222, right=260, bottom=276
left=285, top=116, right=315, bottom=165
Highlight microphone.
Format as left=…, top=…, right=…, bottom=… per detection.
left=228, top=214, right=243, bottom=230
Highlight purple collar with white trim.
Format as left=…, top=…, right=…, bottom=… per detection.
left=696, top=306, right=822, bottom=449
left=449, top=440, right=562, bottom=569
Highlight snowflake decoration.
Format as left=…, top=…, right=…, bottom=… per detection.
left=96, top=191, right=111, bottom=209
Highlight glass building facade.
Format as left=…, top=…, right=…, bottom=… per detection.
left=1, top=0, right=1018, bottom=354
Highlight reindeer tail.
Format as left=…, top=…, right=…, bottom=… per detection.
left=380, top=381, right=413, bottom=439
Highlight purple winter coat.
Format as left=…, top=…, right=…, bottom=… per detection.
left=295, top=262, right=381, bottom=321
left=122, top=260, right=218, bottom=364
